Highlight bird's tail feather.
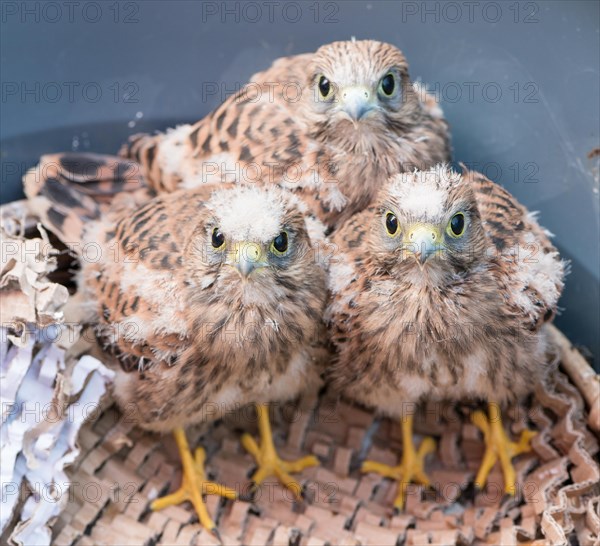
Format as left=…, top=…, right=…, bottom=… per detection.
left=24, top=152, right=145, bottom=249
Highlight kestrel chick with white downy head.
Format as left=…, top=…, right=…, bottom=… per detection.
left=27, top=39, right=450, bottom=275
left=327, top=166, right=565, bottom=509
left=25, top=173, right=329, bottom=533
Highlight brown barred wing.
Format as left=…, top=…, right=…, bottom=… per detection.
left=23, top=152, right=149, bottom=245
left=470, top=171, right=565, bottom=331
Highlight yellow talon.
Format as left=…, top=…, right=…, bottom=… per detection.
left=472, top=402, right=537, bottom=495
left=242, top=404, right=319, bottom=500
left=151, top=428, right=237, bottom=532
left=361, top=414, right=436, bottom=510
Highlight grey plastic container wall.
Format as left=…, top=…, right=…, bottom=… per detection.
left=1, top=1, right=599, bottom=368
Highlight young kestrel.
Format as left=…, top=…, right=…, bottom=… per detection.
left=25, top=174, right=329, bottom=533
left=122, top=39, right=451, bottom=227
left=326, top=166, right=565, bottom=509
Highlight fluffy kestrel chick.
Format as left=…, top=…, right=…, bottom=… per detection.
left=121, top=39, right=450, bottom=227
left=327, top=166, right=565, bottom=509
left=25, top=176, right=329, bottom=532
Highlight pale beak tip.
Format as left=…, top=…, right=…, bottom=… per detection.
left=345, top=105, right=370, bottom=121
left=412, top=252, right=427, bottom=267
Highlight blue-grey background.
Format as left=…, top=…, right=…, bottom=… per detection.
left=1, top=1, right=599, bottom=367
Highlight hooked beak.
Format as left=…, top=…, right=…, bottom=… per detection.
left=403, top=224, right=442, bottom=265
left=229, top=241, right=267, bottom=278
left=340, top=86, right=373, bottom=121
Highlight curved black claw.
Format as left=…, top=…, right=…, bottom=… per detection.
left=210, top=527, right=223, bottom=545
left=456, top=481, right=478, bottom=506
left=501, top=492, right=517, bottom=506
left=423, top=482, right=439, bottom=503
left=241, top=481, right=260, bottom=503
left=299, top=484, right=313, bottom=503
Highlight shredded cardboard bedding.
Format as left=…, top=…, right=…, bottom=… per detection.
left=0, top=206, right=114, bottom=546
left=0, top=201, right=598, bottom=546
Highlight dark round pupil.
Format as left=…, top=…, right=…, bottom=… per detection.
left=386, top=213, right=398, bottom=234
left=273, top=232, right=288, bottom=252
left=450, top=214, right=465, bottom=235
left=212, top=228, right=225, bottom=248
left=318, top=76, right=331, bottom=97
left=381, top=73, right=395, bottom=95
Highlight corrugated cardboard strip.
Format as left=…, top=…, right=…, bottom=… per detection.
left=1, top=201, right=598, bottom=546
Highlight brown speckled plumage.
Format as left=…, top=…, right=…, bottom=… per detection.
left=25, top=175, right=329, bottom=433
left=121, top=40, right=451, bottom=227
left=326, top=166, right=565, bottom=417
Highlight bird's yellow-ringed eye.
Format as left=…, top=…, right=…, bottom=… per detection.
left=385, top=211, right=399, bottom=236
left=379, top=72, right=396, bottom=97
left=271, top=231, right=288, bottom=255
left=318, top=75, right=332, bottom=98
left=211, top=227, right=225, bottom=249
left=447, top=213, right=466, bottom=238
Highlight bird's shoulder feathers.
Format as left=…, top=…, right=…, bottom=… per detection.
left=470, top=171, right=565, bottom=331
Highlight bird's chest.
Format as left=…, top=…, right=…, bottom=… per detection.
left=334, top=152, right=394, bottom=212
left=356, top=275, right=503, bottom=377
left=304, top=141, right=395, bottom=225
left=326, top=132, right=429, bottom=199
left=195, top=300, right=300, bottom=380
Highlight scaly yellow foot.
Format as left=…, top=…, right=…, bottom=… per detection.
left=151, top=428, right=237, bottom=533
left=241, top=403, right=319, bottom=500
left=361, top=414, right=436, bottom=510
left=471, top=402, right=537, bottom=495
